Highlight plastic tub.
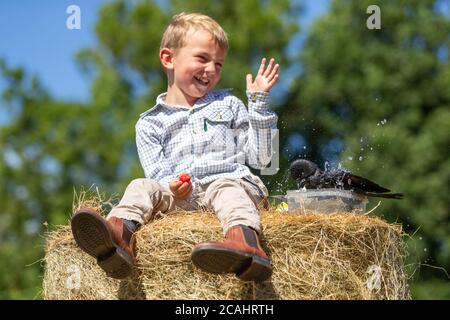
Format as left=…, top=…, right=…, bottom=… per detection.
left=286, top=189, right=368, bottom=214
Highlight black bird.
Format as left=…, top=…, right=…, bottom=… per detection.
left=289, top=159, right=403, bottom=199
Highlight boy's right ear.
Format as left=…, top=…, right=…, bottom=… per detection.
left=160, top=48, right=174, bottom=70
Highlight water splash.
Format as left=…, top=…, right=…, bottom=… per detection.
left=324, top=161, right=330, bottom=172
left=274, top=167, right=292, bottom=195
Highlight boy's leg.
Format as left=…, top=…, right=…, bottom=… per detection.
left=71, top=178, right=196, bottom=279
left=107, top=178, right=197, bottom=224
left=191, top=178, right=272, bottom=282
left=200, top=177, right=267, bottom=234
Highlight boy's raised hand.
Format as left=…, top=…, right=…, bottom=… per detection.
left=169, top=173, right=192, bottom=200
left=246, top=58, right=279, bottom=93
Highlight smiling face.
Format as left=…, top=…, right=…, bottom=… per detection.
left=161, top=29, right=227, bottom=106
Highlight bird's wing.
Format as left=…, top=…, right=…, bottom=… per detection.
left=348, top=174, right=391, bottom=193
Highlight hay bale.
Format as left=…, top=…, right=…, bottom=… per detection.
left=42, top=209, right=410, bottom=300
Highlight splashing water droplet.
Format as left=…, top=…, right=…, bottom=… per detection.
left=359, top=156, right=363, bottom=161
left=348, top=156, right=353, bottom=161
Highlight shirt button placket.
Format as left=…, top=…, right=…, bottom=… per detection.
left=190, top=109, right=197, bottom=135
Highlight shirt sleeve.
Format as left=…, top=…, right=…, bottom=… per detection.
left=232, top=91, right=278, bottom=169
left=135, top=119, right=174, bottom=189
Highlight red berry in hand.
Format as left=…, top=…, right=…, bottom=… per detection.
left=178, top=173, right=191, bottom=183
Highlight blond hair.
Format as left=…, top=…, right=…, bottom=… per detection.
left=160, top=12, right=228, bottom=51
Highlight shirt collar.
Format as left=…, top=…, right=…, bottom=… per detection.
left=156, top=91, right=216, bottom=110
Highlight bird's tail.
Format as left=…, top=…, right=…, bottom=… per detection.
left=363, top=192, right=404, bottom=199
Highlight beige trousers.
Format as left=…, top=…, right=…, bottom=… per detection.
left=107, top=176, right=268, bottom=234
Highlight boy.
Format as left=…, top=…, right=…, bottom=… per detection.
left=71, top=12, right=279, bottom=282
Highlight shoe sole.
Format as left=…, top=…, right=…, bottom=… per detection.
left=71, top=210, right=133, bottom=279
left=191, top=245, right=272, bottom=282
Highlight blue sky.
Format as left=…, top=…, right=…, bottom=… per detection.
left=0, top=0, right=110, bottom=103
left=0, top=0, right=330, bottom=104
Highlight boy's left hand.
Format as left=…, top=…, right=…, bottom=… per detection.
left=246, top=58, right=279, bottom=93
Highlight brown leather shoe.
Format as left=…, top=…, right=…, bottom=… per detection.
left=71, top=208, right=136, bottom=279
left=191, top=225, right=272, bottom=282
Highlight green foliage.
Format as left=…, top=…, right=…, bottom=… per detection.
left=280, top=0, right=450, bottom=298
left=0, top=0, right=298, bottom=299
left=1, top=0, right=448, bottom=299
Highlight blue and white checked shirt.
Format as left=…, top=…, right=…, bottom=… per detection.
left=136, top=89, right=278, bottom=196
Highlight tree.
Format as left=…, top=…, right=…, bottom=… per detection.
left=0, top=0, right=299, bottom=298
left=280, top=0, right=450, bottom=298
